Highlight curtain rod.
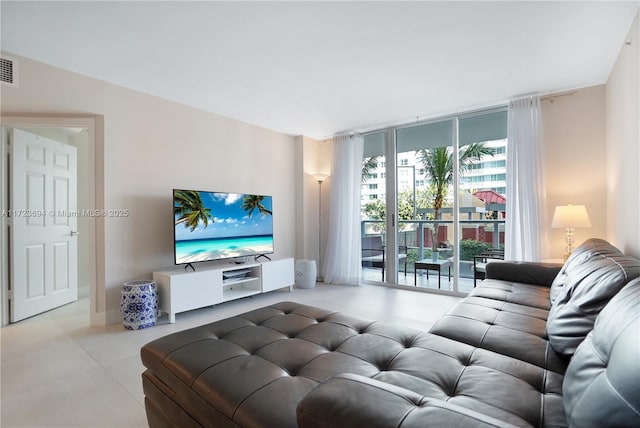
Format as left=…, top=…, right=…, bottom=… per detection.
left=540, top=91, right=578, bottom=102
left=356, top=104, right=508, bottom=138
left=334, top=89, right=577, bottom=139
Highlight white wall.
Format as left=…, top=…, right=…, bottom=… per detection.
left=540, top=86, right=608, bottom=259
left=606, top=10, right=640, bottom=258
left=1, top=53, right=297, bottom=324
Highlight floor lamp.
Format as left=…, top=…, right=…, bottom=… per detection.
left=313, top=173, right=329, bottom=281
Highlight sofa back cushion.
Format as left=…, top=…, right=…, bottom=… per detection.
left=549, top=238, right=623, bottom=303
left=546, top=239, right=640, bottom=357
left=562, top=278, right=640, bottom=427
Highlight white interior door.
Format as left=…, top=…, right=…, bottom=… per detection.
left=10, top=128, right=78, bottom=322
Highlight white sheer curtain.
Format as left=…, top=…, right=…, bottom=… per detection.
left=506, top=96, right=545, bottom=261
left=323, top=134, right=364, bottom=285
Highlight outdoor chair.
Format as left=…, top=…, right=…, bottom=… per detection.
left=473, top=248, right=505, bottom=287
left=361, top=236, right=407, bottom=281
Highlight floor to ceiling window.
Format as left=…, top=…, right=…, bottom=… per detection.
left=360, top=108, right=507, bottom=294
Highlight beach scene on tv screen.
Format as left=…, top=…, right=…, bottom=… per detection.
left=174, top=190, right=274, bottom=263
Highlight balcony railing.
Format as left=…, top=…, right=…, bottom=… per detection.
left=361, top=218, right=505, bottom=265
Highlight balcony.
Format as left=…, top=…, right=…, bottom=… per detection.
left=361, top=218, right=505, bottom=293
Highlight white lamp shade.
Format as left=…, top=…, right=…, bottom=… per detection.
left=312, top=173, right=329, bottom=183
left=551, top=204, right=591, bottom=228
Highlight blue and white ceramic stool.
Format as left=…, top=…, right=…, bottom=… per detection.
left=121, top=280, right=158, bottom=330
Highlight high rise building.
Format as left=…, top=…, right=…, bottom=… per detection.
left=361, top=138, right=507, bottom=209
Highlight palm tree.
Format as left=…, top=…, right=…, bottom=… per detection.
left=418, top=143, right=495, bottom=250
left=362, top=156, right=379, bottom=183
left=241, top=195, right=272, bottom=217
left=174, top=190, right=214, bottom=232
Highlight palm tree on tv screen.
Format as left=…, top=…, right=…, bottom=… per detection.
left=242, top=195, right=272, bottom=217
left=174, top=190, right=214, bottom=232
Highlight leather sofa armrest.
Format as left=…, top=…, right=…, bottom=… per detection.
left=485, top=261, right=562, bottom=287
left=297, top=373, right=511, bottom=428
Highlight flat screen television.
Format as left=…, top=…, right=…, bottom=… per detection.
left=173, top=189, right=274, bottom=265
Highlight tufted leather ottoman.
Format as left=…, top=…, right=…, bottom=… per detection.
left=142, top=301, right=566, bottom=427
left=142, top=302, right=397, bottom=427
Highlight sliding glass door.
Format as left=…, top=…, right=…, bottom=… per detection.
left=456, top=111, right=508, bottom=292
left=396, top=118, right=456, bottom=290
left=360, top=108, right=507, bottom=293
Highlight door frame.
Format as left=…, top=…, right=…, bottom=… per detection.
left=1, top=115, right=105, bottom=326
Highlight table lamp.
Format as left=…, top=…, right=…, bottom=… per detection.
left=551, top=204, right=591, bottom=260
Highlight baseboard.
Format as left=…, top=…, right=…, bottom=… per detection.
left=91, top=309, right=122, bottom=327
left=105, top=308, right=123, bottom=325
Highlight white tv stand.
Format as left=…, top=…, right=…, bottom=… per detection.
left=152, top=257, right=294, bottom=323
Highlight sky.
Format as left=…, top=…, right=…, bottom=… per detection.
left=174, top=191, right=273, bottom=241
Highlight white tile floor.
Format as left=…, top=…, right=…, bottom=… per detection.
left=0, top=283, right=461, bottom=427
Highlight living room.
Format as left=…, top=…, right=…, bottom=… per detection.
left=1, top=1, right=639, bottom=427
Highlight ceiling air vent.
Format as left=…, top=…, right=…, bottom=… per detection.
left=0, top=56, right=18, bottom=87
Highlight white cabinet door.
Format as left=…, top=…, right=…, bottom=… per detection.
left=153, top=269, right=223, bottom=323
left=261, top=258, right=294, bottom=292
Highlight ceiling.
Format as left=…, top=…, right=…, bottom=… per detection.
left=1, top=1, right=638, bottom=139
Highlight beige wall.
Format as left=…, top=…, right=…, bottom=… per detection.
left=69, top=130, right=90, bottom=294
left=1, top=54, right=297, bottom=324
left=541, top=85, right=608, bottom=259
left=606, top=10, right=640, bottom=258
left=294, top=136, right=316, bottom=265
left=541, top=10, right=639, bottom=259
left=317, top=139, right=333, bottom=278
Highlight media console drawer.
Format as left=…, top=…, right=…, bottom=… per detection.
left=153, top=258, right=294, bottom=323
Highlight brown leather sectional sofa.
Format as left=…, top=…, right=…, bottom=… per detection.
left=141, top=238, right=640, bottom=427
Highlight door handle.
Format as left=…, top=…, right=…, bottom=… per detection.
left=70, top=231, right=80, bottom=236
